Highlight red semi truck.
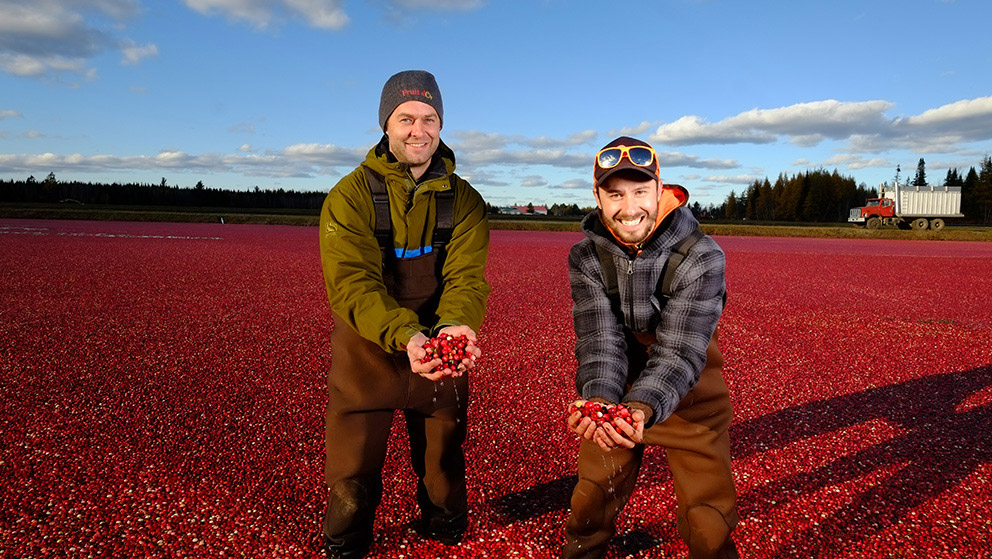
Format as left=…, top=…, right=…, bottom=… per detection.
left=848, top=182, right=963, bottom=231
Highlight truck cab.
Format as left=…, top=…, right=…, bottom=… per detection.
left=849, top=198, right=894, bottom=228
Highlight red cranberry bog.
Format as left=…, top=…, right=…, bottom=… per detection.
left=2, top=220, right=991, bottom=558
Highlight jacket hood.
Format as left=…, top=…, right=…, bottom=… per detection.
left=590, top=184, right=690, bottom=253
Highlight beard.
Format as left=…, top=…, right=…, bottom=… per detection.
left=602, top=209, right=658, bottom=246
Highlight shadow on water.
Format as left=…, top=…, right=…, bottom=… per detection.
left=486, top=365, right=992, bottom=556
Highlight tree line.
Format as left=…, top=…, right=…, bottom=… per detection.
left=5, top=156, right=992, bottom=224
left=0, top=174, right=327, bottom=210
left=721, top=156, right=992, bottom=224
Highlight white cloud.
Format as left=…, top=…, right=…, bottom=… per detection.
left=281, top=142, right=367, bottom=165
left=183, top=0, right=350, bottom=30
left=650, top=100, right=894, bottom=147
left=445, top=131, right=736, bottom=172
left=0, top=0, right=141, bottom=79
left=818, top=154, right=891, bottom=170
left=607, top=121, right=656, bottom=138
left=553, top=178, right=588, bottom=190
left=0, top=142, right=368, bottom=179
left=657, top=150, right=738, bottom=170
left=447, top=130, right=511, bottom=151
left=120, top=40, right=157, bottom=65
left=519, top=176, right=548, bottom=188
left=899, top=95, right=992, bottom=142
left=238, top=143, right=253, bottom=152
left=0, top=110, right=23, bottom=119
left=0, top=53, right=89, bottom=78
left=525, top=130, right=597, bottom=149
left=703, top=174, right=763, bottom=185
left=649, top=95, right=992, bottom=161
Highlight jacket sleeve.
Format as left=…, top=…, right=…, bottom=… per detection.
left=433, top=176, right=491, bottom=333
left=569, top=241, right=630, bottom=404
left=625, top=236, right=726, bottom=427
left=319, top=170, right=424, bottom=353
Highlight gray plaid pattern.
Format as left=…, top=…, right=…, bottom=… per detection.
left=569, top=207, right=726, bottom=427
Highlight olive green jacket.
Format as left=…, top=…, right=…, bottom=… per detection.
left=319, top=137, right=491, bottom=353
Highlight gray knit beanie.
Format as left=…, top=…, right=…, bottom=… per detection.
left=378, top=70, right=443, bottom=131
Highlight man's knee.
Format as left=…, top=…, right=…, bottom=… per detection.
left=567, top=479, right=609, bottom=536
left=324, top=478, right=380, bottom=537
left=678, top=503, right=737, bottom=559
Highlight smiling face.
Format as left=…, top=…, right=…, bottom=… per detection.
left=384, top=100, right=441, bottom=180
left=594, top=173, right=662, bottom=246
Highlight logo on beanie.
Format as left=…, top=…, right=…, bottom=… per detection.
left=402, top=89, right=433, bottom=100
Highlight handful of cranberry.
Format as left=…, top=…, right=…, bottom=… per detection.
left=421, top=334, right=474, bottom=375
left=568, top=399, right=633, bottom=429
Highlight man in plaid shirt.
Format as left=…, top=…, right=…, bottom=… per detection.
left=563, top=136, right=739, bottom=559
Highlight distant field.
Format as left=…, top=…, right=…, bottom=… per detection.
left=2, top=203, right=991, bottom=241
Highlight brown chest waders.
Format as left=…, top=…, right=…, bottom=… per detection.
left=322, top=169, right=466, bottom=554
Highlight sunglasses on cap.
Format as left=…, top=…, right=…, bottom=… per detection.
left=595, top=145, right=658, bottom=169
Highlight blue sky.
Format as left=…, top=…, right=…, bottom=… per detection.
left=2, top=0, right=991, bottom=209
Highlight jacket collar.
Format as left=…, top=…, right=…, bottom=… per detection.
left=367, top=134, right=456, bottom=185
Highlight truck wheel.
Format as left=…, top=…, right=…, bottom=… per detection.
left=930, top=218, right=945, bottom=231
left=866, top=217, right=881, bottom=230
left=911, top=218, right=929, bottom=230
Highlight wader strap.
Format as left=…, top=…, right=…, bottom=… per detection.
left=661, top=228, right=705, bottom=300
left=363, top=167, right=392, bottom=258
left=433, top=187, right=455, bottom=250
left=593, top=242, right=622, bottom=320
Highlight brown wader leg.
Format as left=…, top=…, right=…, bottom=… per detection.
left=405, top=372, right=469, bottom=535
left=323, top=252, right=468, bottom=554
left=322, top=314, right=405, bottom=554
left=563, top=331, right=738, bottom=559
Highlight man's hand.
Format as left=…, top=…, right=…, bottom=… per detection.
left=592, top=409, right=645, bottom=452
left=406, top=332, right=447, bottom=381
left=566, top=408, right=598, bottom=441
left=437, top=325, right=481, bottom=374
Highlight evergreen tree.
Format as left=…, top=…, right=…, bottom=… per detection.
left=962, top=167, right=979, bottom=220
left=944, top=168, right=963, bottom=187
left=977, top=156, right=992, bottom=224
left=802, top=170, right=830, bottom=222
left=744, top=182, right=759, bottom=221
left=912, top=158, right=927, bottom=186
left=724, top=190, right=738, bottom=220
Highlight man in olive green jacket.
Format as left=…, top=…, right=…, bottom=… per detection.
left=318, top=70, right=490, bottom=559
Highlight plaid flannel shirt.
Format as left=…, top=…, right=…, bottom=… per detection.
left=568, top=207, right=726, bottom=427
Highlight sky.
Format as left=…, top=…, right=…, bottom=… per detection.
left=2, top=0, right=991, bottom=209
